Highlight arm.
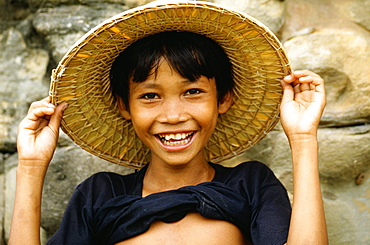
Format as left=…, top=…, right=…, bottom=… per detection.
left=8, top=98, right=67, bottom=245
left=280, top=70, right=328, bottom=244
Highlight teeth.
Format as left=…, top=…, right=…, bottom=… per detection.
left=159, top=132, right=193, bottom=146
left=164, top=138, right=190, bottom=146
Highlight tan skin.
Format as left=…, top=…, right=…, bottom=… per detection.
left=9, top=58, right=328, bottom=244
left=114, top=60, right=247, bottom=245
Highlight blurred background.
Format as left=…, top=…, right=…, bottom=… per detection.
left=0, top=0, right=369, bottom=244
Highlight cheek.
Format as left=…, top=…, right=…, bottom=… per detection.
left=193, top=102, right=219, bottom=130
left=129, top=108, right=152, bottom=135
left=131, top=117, right=152, bottom=145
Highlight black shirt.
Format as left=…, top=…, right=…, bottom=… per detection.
left=47, top=161, right=291, bottom=245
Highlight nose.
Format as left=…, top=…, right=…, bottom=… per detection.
left=157, top=98, right=189, bottom=124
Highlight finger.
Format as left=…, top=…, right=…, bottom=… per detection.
left=41, top=97, right=51, bottom=103
left=28, top=99, right=55, bottom=114
left=283, top=73, right=304, bottom=87
left=28, top=107, right=56, bottom=121
left=288, top=71, right=325, bottom=95
left=19, top=108, right=53, bottom=134
left=283, top=74, right=297, bottom=84
left=284, top=70, right=321, bottom=85
left=296, top=76, right=325, bottom=96
left=281, top=80, right=295, bottom=105
left=293, top=70, right=321, bottom=79
left=293, top=70, right=323, bottom=84
left=299, top=83, right=311, bottom=92
left=293, top=83, right=301, bottom=94
left=298, top=75, right=324, bottom=87
left=21, top=104, right=54, bottom=130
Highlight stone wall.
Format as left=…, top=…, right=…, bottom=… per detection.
left=0, top=0, right=369, bottom=244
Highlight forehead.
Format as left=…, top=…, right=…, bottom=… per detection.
left=129, top=73, right=215, bottom=91
left=129, top=59, right=212, bottom=87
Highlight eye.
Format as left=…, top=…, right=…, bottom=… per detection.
left=185, top=89, right=202, bottom=95
left=141, top=93, right=159, bottom=99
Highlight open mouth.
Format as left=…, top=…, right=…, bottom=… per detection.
left=157, top=132, right=194, bottom=146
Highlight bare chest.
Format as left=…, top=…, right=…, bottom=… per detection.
left=115, top=213, right=250, bottom=245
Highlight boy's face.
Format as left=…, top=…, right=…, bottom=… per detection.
left=118, top=59, right=232, bottom=167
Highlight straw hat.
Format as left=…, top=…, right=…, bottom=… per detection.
left=49, top=0, right=291, bottom=169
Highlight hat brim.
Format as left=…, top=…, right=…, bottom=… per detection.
left=50, top=0, right=291, bottom=169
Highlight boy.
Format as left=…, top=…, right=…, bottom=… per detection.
left=9, top=1, right=328, bottom=244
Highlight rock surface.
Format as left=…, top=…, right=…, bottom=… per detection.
left=41, top=134, right=133, bottom=236
left=214, top=0, right=285, bottom=33
left=1, top=0, right=369, bottom=244
left=284, top=30, right=370, bottom=126
left=0, top=27, right=49, bottom=153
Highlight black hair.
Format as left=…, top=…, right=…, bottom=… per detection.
left=110, top=31, right=234, bottom=107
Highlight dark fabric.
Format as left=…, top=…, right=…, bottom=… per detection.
left=47, top=161, right=291, bottom=245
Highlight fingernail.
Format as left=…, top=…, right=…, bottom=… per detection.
left=62, top=103, right=69, bottom=111
left=299, top=77, right=309, bottom=82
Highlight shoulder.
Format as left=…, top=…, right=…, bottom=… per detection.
left=75, top=170, right=143, bottom=199
left=213, top=161, right=274, bottom=182
left=77, top=171, right=128, bottom=189
left=212, top=161, right=286, bottom=198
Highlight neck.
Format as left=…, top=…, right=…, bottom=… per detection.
left=142, top=159, right=214, bottom=197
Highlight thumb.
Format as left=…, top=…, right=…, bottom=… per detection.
left=280, top=80, right=294, bottom=106
left=49, top=102, right=68, bottom=133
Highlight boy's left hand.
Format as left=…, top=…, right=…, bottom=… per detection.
left=280, top=70, right=326, bottom=140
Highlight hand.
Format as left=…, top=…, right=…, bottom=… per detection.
left=17, top=97, right=67, bottom=167
left=280, top=70, right=326, bottom=140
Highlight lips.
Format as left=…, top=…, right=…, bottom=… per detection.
left=157, top=132, right=194, bottom=146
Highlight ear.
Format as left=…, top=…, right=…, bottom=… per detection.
left=218, top=91, right=233, bottom=114
left=116, top=96, right=132, bottom=120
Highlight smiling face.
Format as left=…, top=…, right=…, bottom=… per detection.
left=118, top=59, right=232, bottom=167
left=110, top=31, right=234, bottom=110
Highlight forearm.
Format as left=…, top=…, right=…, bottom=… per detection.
left=9, top=98, right=65, bottom=244
left=8, top=161, right=48, bottom=245
left=286, top=136, right=328, bottom=245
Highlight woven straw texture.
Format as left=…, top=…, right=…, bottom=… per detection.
left=50, top=1, right=291, bottom=169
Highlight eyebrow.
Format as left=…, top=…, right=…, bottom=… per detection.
left=136, top=82, right=160, bottom=89
left=130, top=80, right=162, bottom=90
left=134, top=78, right=202, bottom=89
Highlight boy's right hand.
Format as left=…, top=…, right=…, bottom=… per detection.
left=17, top=97, right=67, bottom=169
left=9, top=98, right=67, bottom=245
